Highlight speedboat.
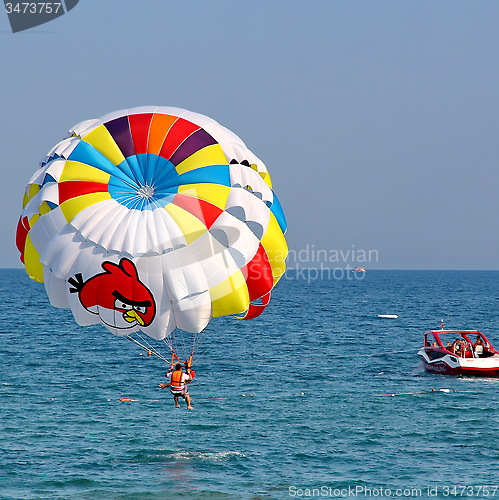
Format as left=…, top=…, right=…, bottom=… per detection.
left=418, top=328, right=499, bottom=376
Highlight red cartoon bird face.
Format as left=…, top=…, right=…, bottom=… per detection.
left=69, top=258, right=156, bottom=331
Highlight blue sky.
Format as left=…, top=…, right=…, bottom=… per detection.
left=2, top=1, right=499, bottom=269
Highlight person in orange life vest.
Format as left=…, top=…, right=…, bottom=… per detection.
left=160, top=363, right=193, bottom=409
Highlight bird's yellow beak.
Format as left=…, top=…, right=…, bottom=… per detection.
left=124, top=309, right=145, bottom=326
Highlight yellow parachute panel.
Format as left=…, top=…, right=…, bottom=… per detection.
left=176, top=144, right=228, bottom=175
left=60, top=192, right=111, bottom=223
left=25, top=184, right=41, bottom=205
left=210, top=271, right=250, bottom=317
left=261, top=212, right=288, bottom=284
left=164, top=204, right=207, bottom=245
left=24, top=234, right=44, bottom=283
left=82, top=125, right=126, bottom=166
left=39, top=201, right=53, bottom=216
left=177, top=183, right=231, bottom=210
left=60, top=161, right=111, bottom=184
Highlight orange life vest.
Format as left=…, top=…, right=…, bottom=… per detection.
left=170, top=370, right=186, bottom=389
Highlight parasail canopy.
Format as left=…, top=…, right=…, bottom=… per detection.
left=16, top=106, right=288, bottom=347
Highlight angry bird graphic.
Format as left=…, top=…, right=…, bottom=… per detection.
left=68, top=258, right=156, bottom=331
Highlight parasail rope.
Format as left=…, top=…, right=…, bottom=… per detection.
left=189, top=343, right=210, bottom=365
left=171, top=330, right=189, bottom=365
left=262, top=348, right=415, bottom=362
left=180, top=332, right=190, bottom=361
left=125, top=330, right=206, bottom=368
left=132, top=332, right=166, bottom=357
left=125, top=334, right=170, bottom=363
left=125, top=334, right=166, bottom=361
left=160, top=337, right=190, bottom=366
left=191, top=330, right=206, bottom=359
left=162, top=336, right=174, bottom=353
left=161, top=338, right=186, bottom=365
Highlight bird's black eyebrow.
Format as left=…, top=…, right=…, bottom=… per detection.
left=112, top=290, right=152, bottom=308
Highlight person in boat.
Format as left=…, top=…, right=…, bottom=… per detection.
left=474, top=336, right=484, bottom=358
left=450, top=339, right=461, bottom=355
left=160, top=363, right=194, bottom=409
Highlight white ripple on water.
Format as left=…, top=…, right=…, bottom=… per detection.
left=165, top=450, right=246, bottom=461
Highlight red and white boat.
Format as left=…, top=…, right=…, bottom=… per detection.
left=418, top=327, right=499, bottom=377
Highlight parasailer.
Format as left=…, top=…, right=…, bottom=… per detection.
left=16, top=106, right=288, bottom=387
left=160, top=362, right=194, bottom=409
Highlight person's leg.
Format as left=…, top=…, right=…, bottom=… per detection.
left=185, top=393, right=193, bottom=409
left=174, top=394, right=180, bottom=408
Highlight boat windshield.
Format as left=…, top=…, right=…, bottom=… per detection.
left=426, top=331, right=493, bottom=358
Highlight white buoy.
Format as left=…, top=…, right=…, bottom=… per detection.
left=377, top=314, right=398, bottom=319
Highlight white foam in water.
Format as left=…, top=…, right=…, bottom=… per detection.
left=168, top=450, right=245, bottom=461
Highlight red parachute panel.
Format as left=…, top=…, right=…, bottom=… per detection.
left=242, top=244, right=274, bottom=301
left=159, top=118, right=200, bottom=160
left=129, top=113, right=154, bottom=155
left=59, top=181, right=108, bottom=204
left=172, top=194, right=223, bottom=229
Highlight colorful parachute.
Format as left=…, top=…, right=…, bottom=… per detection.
left=16, top=106, right=287, bottom=360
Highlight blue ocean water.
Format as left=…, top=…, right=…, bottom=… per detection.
left=2, top=269, right=499, bottom=500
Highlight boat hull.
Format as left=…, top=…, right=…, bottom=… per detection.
left=418, top=348, right=499, bottom=377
